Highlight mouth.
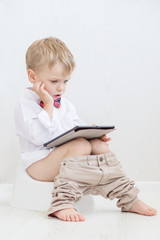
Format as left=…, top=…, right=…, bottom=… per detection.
left=53, top=94, right=61, bottom=99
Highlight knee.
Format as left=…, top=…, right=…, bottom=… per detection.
left=90, top=138, right=111, bottom=155
left=73, top=137, right=92, bottom=155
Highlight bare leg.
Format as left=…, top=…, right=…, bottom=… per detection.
left=27, top=138, right=111, bottom=181
left=89, top=138, right=111, bottom=155
left=26, top=137, right=91, bottom=182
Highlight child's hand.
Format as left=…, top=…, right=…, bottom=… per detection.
left=100, top=135, right=111, bottom=143
left=92, top=124, right=111, bottom=143
left=33, top=82, right=53, bottom=106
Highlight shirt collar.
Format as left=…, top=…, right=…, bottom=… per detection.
left=24, top=87, right=41, bottom=103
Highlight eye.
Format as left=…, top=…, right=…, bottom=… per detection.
left=64, top=80, right=69, bottom=84
left=51, top=80, right=57, bottom=83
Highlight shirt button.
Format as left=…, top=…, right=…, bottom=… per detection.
left=100, top=157, right=103, bottom=162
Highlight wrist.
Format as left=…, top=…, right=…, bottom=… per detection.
left=43, top=103, right=53, bottom=121
left=43, top=101, right=53, bottom=108
left=43, top=96, right=53, bottom=105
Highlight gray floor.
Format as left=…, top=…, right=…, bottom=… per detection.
left=0, top=184, right=160, bottom=240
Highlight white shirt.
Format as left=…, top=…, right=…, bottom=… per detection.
left=15, top=88, right=85, bottom=169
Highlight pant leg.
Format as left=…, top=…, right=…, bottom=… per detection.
left=47, top=155, right=102, bottom=216
left=48, top=152, right=139, bottom=216
left=48, top=176, right=83, bottom=216
left=93, top=152, right=139, bottom=211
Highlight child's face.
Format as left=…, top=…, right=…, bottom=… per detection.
left=29, top=63, right=71, bottom=99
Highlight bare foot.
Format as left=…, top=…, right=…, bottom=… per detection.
left=49, top=208, right=85, bottom=222
left=128, top=200, right=157, bottom=216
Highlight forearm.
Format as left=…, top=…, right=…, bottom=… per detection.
left=43, top=103, right=53, bottom=121
left=32, top=82, right=54, bottom=121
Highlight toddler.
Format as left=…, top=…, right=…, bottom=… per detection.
left=15, top=37, right=157, bottom=221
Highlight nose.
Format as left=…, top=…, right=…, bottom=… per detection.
left=57, top=83, right=64, bottom=92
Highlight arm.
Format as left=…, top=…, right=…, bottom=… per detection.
left=33, top=81, right=53, bottom=121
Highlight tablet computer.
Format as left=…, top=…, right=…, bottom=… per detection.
left=44, top=125, right=115, bottom=148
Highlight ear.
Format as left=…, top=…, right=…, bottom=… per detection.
left=27, top=69, right=36, bottom=83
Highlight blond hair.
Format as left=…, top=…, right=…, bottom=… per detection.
left=25, top=37, right=75, bottom=74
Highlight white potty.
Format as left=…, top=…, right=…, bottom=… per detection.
left=11, top=159, right=94, bottom=212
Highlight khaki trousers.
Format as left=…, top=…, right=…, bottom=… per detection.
left=48, top=152, right=139, bottom=216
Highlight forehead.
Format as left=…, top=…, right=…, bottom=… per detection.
left=41, top=63, right=71, bottom=79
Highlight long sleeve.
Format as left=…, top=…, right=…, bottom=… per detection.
left=15, top=101, right=59, bottom=146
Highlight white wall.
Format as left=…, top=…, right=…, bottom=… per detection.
left=0, top=0, right=160, bottom=183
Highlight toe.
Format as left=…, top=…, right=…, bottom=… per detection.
left=145, top=208, right=157, bottom=216
left=78, top=213, right=85, bottom=221
left=75, top=216, right=80, bottom=222
left=75, top=214, right=81, bottom=222
left=150, top=208, right=157, bottom=215
left=70, top=214, right=76, bottom=222
left=66, top=215, right=71, bottom=221
left=74, top=214, right=80, bottom=222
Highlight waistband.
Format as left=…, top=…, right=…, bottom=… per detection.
left=62, top=152, right=118, bottom=167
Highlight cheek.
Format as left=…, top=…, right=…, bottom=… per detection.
left=44, top=83, right=55, bottom=95
left=44, top=84, right=51, bottom=93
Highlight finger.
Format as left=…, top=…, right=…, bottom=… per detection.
left=101, top=135, right=108, bottom=140
left=40, top=82, right=44, bottom=90
left=100, top=134, right=106, bottom=139
left=39, top=83, right=46, bottom=94
left=106, top=137, right=111, bottom=141
left=33, top=81, right=41, bottom=92
left=34, top=81, right=41, bottom=88
left=100, top=136, right=106, bottom=141
left=101, top=136, right=111, bottom=142
left=104, top=137, right=111, bottom=142
left=102, top=136, right=107, bottom=139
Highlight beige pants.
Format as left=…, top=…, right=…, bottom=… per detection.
left=48, top=152, right=139, bottom=216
